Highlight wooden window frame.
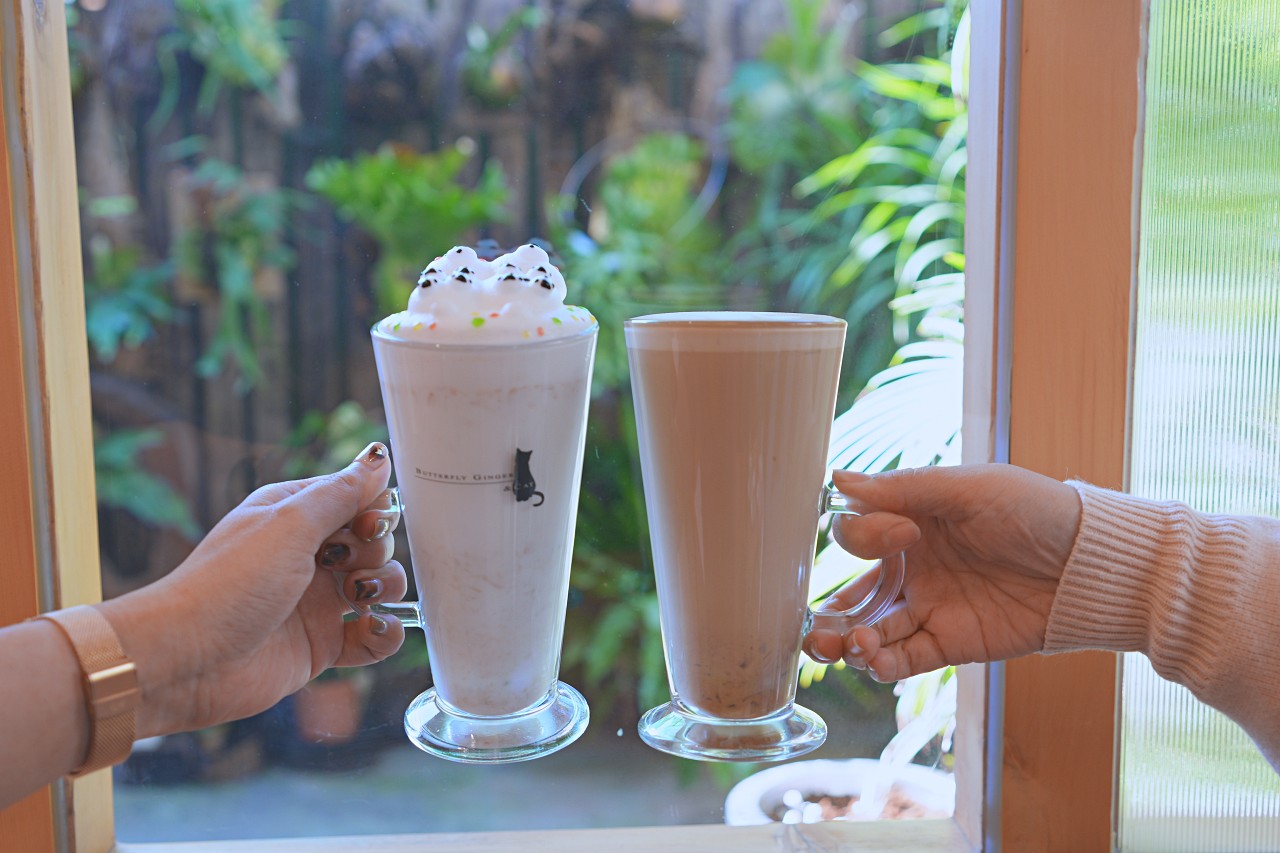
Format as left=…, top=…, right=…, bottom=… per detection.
left=0, top=0, right=1145, bottom=849
left=995, top=0, right=1146, bottom=850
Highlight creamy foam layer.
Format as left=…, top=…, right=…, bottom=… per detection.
left=377, top=243, right=596, bottom=343
left=625, top=311, right=845, bottom=352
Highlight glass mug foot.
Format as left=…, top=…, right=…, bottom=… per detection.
left=349, top=580, right=591, bottom=765
left=404, top=681, right=590, bottom=765
left=638, top=701, right=826, bottom=763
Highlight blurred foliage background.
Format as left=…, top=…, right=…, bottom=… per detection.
left=74, top=0, right=965, bottom=780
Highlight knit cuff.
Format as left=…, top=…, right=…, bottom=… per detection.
left=1044, top=483, right=1171, bottom=654
left=1045, top=482, right=1255, bottom=668
left=1045, top=482, right=1280, bottom=769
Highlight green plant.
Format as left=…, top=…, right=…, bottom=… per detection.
left=306, top=142, right=508, bottom=318
left=152, top=0, right=291, bottom=127
left=724, top=0, right=865, bottom=176
left=798, top=72, right=964, bottom=325
left=79, top=190, right=195, bottom=540
left=462, top=7, right=544, bottom=108
left=282, top=401, right=389, bottom=480
left=174, top=157, right=297, bottom=391
left=560, top=548, right=667, bottom=716
left=789, top=12, right=964, bottom=408
left=721, top=0, right=913, bottom=401
left=83, top=235, right=175, bottom=363
left=94, top=428, right=200, bottom=540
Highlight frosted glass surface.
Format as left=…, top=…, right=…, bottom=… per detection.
left=1122, top=0, right=1280, bottom=850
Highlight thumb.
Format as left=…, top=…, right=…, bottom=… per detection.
left=281, top=442, right=392, bottom=542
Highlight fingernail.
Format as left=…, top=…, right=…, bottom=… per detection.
left=370, top=615, right=389, bottom=636
left=320, top=543, right=351, bottom=567
left=354, top=579, right=383, bottom=602
left=362, top=517, right=391, bottom=542
left=832, top=469, right=871, bottom=486
left=359, top=442, right=389, bottom=467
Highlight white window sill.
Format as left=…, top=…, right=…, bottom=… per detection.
left=118, top=818, right=974, bottom=852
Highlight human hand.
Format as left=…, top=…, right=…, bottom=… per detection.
left=802, top=464, right=1082, bottom=682
left=98, top=443, right=407, bottom=738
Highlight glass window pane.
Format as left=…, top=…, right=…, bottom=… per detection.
left=1123, top=0, right=1280, bottom=849
left=70, top=0, right=963, bottom=842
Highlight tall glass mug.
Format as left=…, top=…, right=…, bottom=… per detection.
left=625, top=312, right=904, bottom=762
left=365, top=322, right=597, bottom=763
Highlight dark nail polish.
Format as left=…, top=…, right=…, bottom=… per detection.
left=360, top=443, right=388, bottom=466
left=354, top=579, right=383, bottom=602
left=320, top=543, right=351, bottom=567
left=370, top=615, right=389, bottom=636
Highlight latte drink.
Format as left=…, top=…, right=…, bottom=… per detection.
left=627, top=312, right=845, bottom=760
left=371, top=243, right=596, bottom=763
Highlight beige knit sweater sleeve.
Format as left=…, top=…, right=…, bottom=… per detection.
left=1043, top=482, right=1280, bottom=770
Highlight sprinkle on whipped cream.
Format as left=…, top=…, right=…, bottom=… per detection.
left=375, top=243, right=595, bottom=344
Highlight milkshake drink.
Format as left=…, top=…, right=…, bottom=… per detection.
left=372, top=243, right=596, bottom=762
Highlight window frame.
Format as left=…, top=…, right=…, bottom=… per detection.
left=992, top=0, right=1148, bottom=849
left=0, top=0, right=1147, bottom=849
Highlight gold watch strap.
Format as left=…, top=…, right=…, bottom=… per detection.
left=37, top=605, right=139, bottom=777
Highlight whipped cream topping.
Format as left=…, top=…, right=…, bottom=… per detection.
left=376, top=243, right=595, bottom=343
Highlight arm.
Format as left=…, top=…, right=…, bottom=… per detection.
left=804, top=464, right=1280, bottom=772
left=0, top=620, right=90, bottom=806
left=1046, top=483, right=1280, bottom=766
left=0, top=443, right=407, bottom=810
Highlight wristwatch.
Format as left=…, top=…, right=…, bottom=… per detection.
left=37, top=605, right=139, bottom=777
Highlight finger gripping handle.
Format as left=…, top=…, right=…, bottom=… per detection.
left=809, top=483, right=906, bottom=631
left=335, top=486, right=426, bottom=631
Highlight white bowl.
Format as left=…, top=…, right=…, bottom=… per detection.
left=724, top=758, right=956, bottom=826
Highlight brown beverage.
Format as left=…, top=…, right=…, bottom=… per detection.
left=626, top=313, right=845, bottom=720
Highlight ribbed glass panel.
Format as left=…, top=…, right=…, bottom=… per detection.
left=1122, top=0, right=1280, bottom=850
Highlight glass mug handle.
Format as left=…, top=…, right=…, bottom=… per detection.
left=336, top=486, right=424, bottom=630
left=808, top=483, right=906, bottom=632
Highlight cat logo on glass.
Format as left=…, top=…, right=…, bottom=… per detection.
left=514, top=448, right=545, bottom=506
